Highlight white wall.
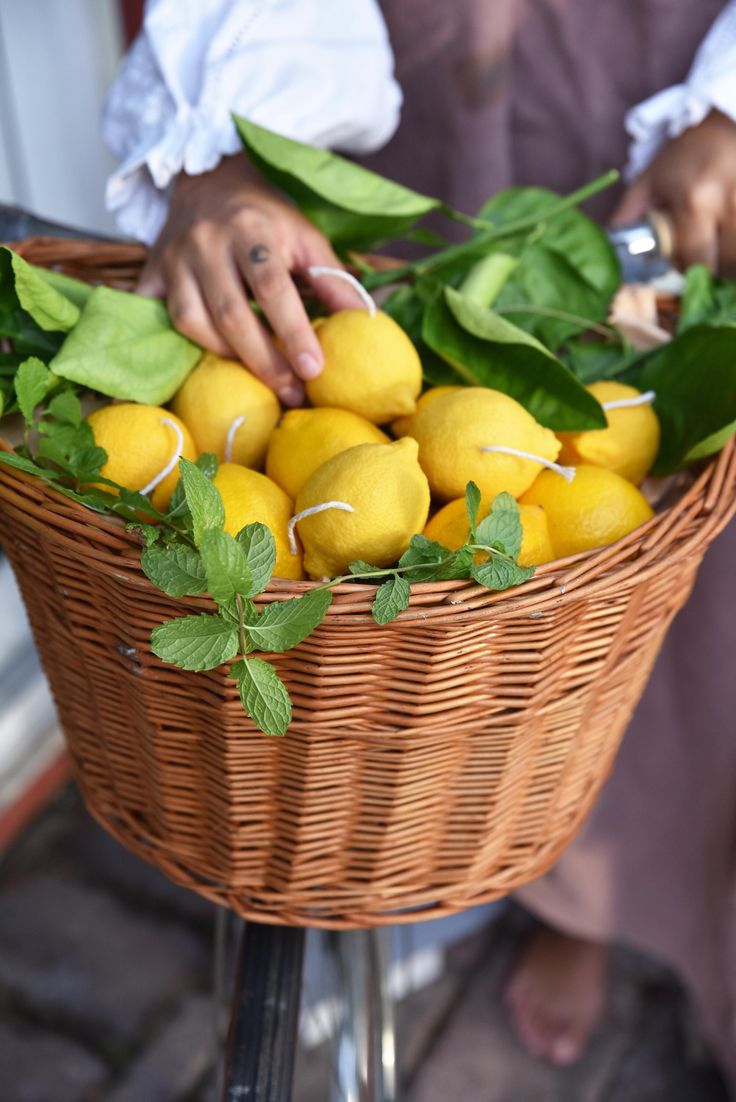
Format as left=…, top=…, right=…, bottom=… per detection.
left=0, top=0, right=124, bottom=233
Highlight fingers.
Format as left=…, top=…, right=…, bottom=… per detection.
left=235, top=238, right=324, bottom=384
left=300, top=235, right=369, bottom=312
left=671, top=178, right=722, bottom=272
left=609, top=178, right=652, bottom=228
left=165, top=267, right=234, bottom=358
left=136, top=256, right=167, bottom=298
left=191, top=247, right=305, bottom=405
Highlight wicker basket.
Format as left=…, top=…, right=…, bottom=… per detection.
left=1, top=238, right=734, bottom=929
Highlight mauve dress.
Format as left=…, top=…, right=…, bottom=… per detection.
left=360, top=0, right=736, bottom=1088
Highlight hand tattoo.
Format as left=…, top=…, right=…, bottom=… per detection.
left=249, top=244, right=270, bottom=264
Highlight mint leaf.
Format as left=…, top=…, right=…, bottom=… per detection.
left=232, top=657, right=292, bottom=736
left=475, top=492, right=523, bottom=558
left=0, top=449, right=60, bottom=482
left=236, top=523, right=276, bottom=596
left=465, top=481, right=481, bottom=538
left=348, top=559, right=383, bottom=575
left=245, top=589, right=332, bottom=652
left=126, top=522, right=162, bottom=548
left=167, top=452, right=218, bottom=519
left=141, top=544, right=207, bottom=598
left=47, top=390, right=82, bottom=426
left=471, top=557, right=534, bottom=590
left=179, top=458, right=225, bottom=543
left=151, top=613, right=238, bottom=671
left=372, top=575, right=411, bottom=624
left=397, top=535, right=451, bottom=581
left=116, top=488, right=166, bottom=519
left=199, top=529, right=253, bottom=604
left=15, top=357, right=51, bottom=425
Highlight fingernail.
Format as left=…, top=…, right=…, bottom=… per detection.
left=278, top=383, right=305, bottom=407
left=296, top=352, right=322, bottom=380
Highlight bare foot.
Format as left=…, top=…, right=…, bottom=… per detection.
left=503, top=924, right=610, bottom=1066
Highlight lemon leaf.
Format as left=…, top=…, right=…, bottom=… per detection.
left=234, top=116, right=441, bottom=249
left=245, top=589, right=332, bottom=653
left=199, top=529, right=253, bottom=605
left=232, top=658, right=292, bottom=736
left=236, top=523, right=277, bottom=596
left=141, top=544, right=207, bottom=598
left=372, top=575, right=411, bottom=625
left=50, top=285, right=201, bottom=405
left=424, top=290, right=606, bottom=431
left=151, top=613, right=238, bottom=671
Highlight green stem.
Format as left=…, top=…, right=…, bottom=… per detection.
left=496, top=304, right=617, bottom=340
left=235, top=593, right=248, bottom=657
left=362, top=170, right=619, bottom=290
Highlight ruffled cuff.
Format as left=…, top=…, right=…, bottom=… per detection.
left=103, top=1, right=402, bottom=245
left=625, top=2, right=736, bottom=179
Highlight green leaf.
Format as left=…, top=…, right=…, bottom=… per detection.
left=50, top=285, right=202, bottom=405
left=236, top=523, right=277, bottom=596
left=141, top=544, right=207, bottom=597
left=465, top=482, right=481, bottom=539
left=397, top=535, right=454, bottom=581
left=471, top=557, right=535, bottom=590
left=476, top=187, right=620, bottom=298
left=245, top=588, right=332, bottom=653
left=678, top=265, right=715, bottom=332
left=475, top=492, right=523, bottom=558
left=423, top=288, right=606, bottom=431
left=382, top=284, right=458, bottom=386
left=34, top=266, right=92, bottom=311
left=684, top=421, right=736, bottom=463
left=348, top=559, right=382, bottom=576
left=200, top=529, right=253, bottom=605
left=493, top=244, right=611, bottom=348
left=371, top=575, right=411, bottom=625
left=126, top=522, right=162, bottom=547
left=15, top=357, right=52, bottom=425
left=0, top=449, right=61, bottom=482
left=179, top=458, right=225, bottom=543
left=9, top=249, right=81, bottom=332
left=460, top=253, right=519, bottom=308
left=47, top=389, right=82, bottom=426
left=151, top=613, right=238, bottom=671
left=627, top=326, right=736, bottom=474
left=234, top=116, right=441, bottom=249
left=232, top=657, right=292, bottom=736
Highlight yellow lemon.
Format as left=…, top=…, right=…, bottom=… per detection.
left=392, top=385, right=464, bottom=438
left=422, top=498, right=554, bottom=566
left=171, top=352, right=280, bottom=469
left=293, top=438, right=430, bottom=579
left=306, top=309, right=422, bottom=423
left=212, top=462, right=303, bottom=580
left=410, top=387, right=561, bottom=503
left=557, top=382, right=660, bottom=485
left=86, top=403, right=196, bottom=511
left=266, top=408, right=389, bottom=500
left=520, top=464, right=654, bottom=558
left=517, top=504, right=555, bottom=567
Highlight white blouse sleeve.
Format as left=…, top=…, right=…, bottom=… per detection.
left=102, top=0, right=402, bottom=244
left=625, top=1, right=736, bottom=180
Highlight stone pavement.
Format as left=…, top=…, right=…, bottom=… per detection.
left=0, top=784, right=730, bottom=1101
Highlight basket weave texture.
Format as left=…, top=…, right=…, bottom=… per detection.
left=1, top=238, right=734, bottom=929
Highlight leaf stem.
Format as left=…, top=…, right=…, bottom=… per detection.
left=235, top=593, right=248, bottom=657
left=362, top=170, right=620, bottom=290
left=495, top=304, right=617, bottom=340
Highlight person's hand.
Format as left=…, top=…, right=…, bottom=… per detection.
left=611, top=109, right=736, bottom=276
left=137, top=152, right=364, bottom=405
